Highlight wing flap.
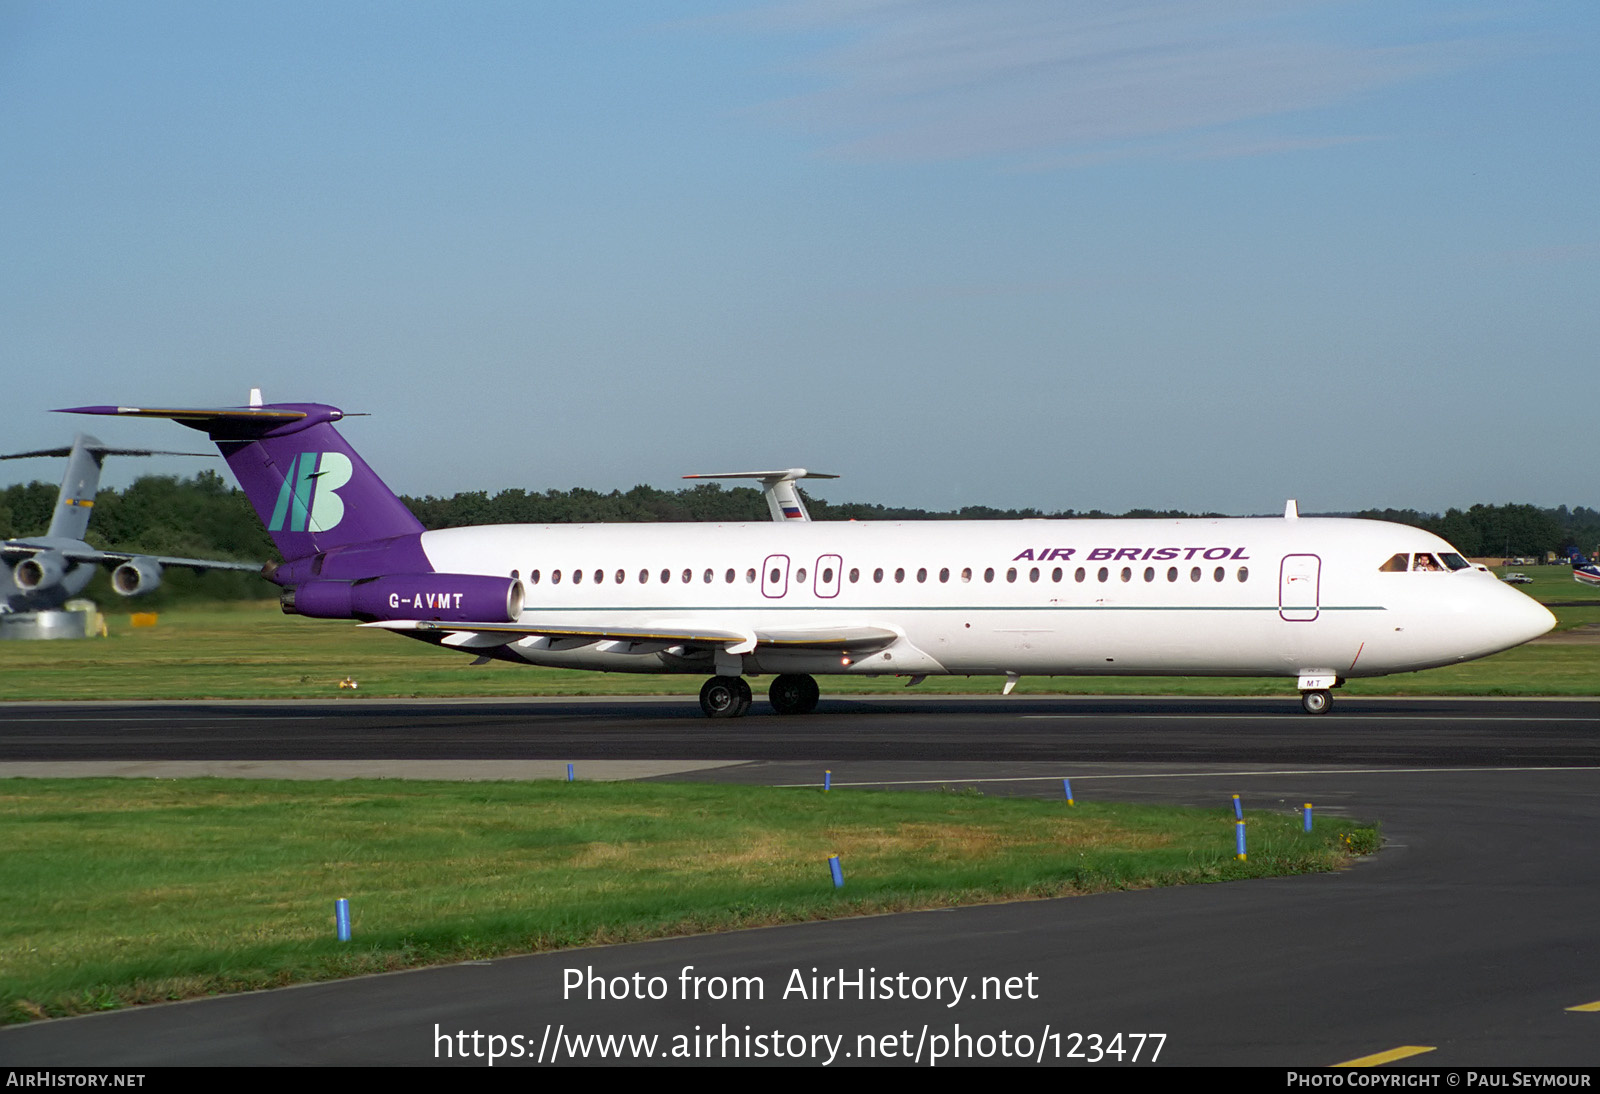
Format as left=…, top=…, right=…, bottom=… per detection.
left=363, top=619, right=899, bottom=653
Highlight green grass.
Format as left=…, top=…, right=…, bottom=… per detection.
left=0, top=778, right=1375, bottom=1023
left=0, top=572, right=1593, bottom=701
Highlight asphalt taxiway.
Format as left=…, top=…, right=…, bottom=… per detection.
left=2, top=695, right=1598, bottom=1067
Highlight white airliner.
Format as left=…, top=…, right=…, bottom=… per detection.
left=64, top=399, right=1557, bottom=716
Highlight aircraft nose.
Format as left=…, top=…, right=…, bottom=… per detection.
left=1498, top=590, right=1556, bottom=648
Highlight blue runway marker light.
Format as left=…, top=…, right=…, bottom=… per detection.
left=1062, top=778, right=1074, bottom=805
left=829, top=856, right=844, bottom=889
left=335, top=898, right=351, bottom=942
left=1232, top=793, right=1243, bottom=820
left=824, top=769, right=831, bottom=793
left=1235, top=820, right=1247, bottom=861
left=1304, top=803, right=1313, bottom=832
left=566, top=763, right=574, bottom=782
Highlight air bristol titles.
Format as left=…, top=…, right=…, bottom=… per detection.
left=64, top=397, right=1555, bottom=717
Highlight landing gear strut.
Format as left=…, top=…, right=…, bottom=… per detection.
left=699, top=675, right=752, bottom=718
left=1300, top=689, right=1332, bottom=715
left=768, top=674, right=820, bottom=715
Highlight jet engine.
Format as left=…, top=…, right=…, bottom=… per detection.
left=13, top=551, right=67, bottom=591
left=281, top=574, right=525, bottom=624
left=110, top=557, right=163, bottom=596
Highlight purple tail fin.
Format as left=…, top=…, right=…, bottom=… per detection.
left=59, top=402, right=423, bottom=561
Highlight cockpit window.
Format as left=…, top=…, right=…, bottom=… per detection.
left=1439, top=552, right=1470, bottom=571
left=1412, top=553, right=1442, bottom=572
left=1379, top=554, right=1409, bottom=572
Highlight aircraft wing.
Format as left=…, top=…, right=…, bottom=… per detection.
left=1, top=540, right=261, bottom=573
left=364, top=618, right=898, bottom=653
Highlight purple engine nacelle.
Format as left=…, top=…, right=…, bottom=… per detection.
left=283, top=574, right=525, bottom=623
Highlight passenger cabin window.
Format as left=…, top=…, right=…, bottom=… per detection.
left=530, top=570, right=541, bottom=584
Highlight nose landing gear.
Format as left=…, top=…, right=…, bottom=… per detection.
left=1300, top=689, right=1332, bottom=715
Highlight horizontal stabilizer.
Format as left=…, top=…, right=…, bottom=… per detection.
left=60, top=405, right=311, bottom=425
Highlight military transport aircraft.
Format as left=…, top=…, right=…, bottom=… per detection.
left=2, top=433, right=260, bottom=616
left=63, top=398, right=1555, bottom=715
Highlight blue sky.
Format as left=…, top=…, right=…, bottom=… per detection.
left=3, top=1, right=1596, bottom=516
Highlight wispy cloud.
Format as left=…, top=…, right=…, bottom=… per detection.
left=735, top=0, right=1517, bottom=164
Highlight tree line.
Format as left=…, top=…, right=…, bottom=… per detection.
left=3, top=473, right=1595, bottom=603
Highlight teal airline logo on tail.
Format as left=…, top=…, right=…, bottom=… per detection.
left=269, top=452, right=354, bottom=533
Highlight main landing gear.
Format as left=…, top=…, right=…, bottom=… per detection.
left=767, top=673, right=820, bottom=715
left=699, top=676, right=752, bottom=718
left=698, top=674, right=820, bottom=718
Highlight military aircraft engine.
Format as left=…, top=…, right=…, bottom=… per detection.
left=110, top=557, right=163, bottom=596
left=13, top=551, right=68, bottom=591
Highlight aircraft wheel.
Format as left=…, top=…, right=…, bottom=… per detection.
left=701, top=676, right=751, bottom=719
left=769, top=674, right=820, bottom=715
left=1300, top=689, right=1332, bottom=715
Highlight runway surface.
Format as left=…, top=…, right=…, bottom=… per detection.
left=2, top=695, right=1598, bottom=1067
